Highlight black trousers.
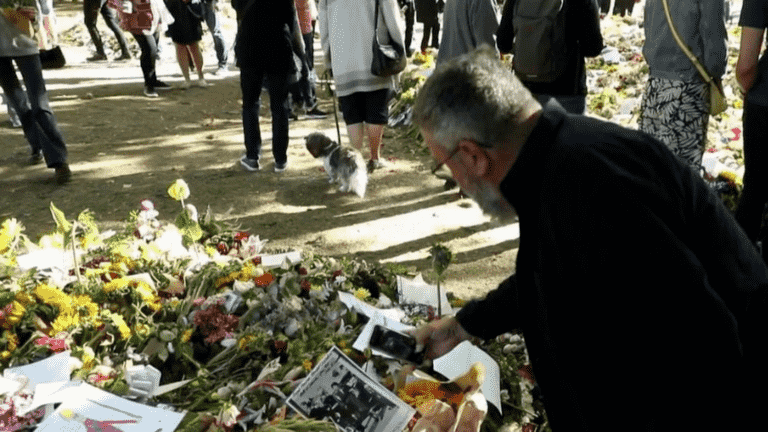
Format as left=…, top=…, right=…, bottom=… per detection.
left=84, top=0, right=130, bottom=56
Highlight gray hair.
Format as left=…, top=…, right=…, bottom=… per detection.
left=412, top=45, right=537, bottom=151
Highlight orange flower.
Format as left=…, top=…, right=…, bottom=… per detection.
left=254, top=273, right=274, bottom=287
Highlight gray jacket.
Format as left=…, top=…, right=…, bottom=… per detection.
left=436, top=0, right=499, bottom=66
left=643, top=0, right=727, bottom=82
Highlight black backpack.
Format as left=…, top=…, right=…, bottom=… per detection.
left=512, top=0, right=568, bottom=83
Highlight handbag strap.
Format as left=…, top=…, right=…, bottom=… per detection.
left=659, top=0, right=716, bottom=85
left=374, top=0, right=380, bottom=32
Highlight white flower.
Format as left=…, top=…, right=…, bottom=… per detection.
left=233, top=279, right=255, bottom=293
left=219, top=404, right=241, bottom=427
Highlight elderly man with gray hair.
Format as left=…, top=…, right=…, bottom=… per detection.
left=412, top=45, right=767, bottom=431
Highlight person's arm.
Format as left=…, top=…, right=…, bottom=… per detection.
left=737, top=26, right=765, bottom=92
left=317, top=0, right=330, bottom=69
left=382, top=0, right=406, bottom=48
left=698, top=0, right=728, bottom=79
left=412, top=273, right=520, bottom=359
left=471, top=0, right=499, bottom=52
left=579, top=0, right=604, bottom=57
left=496, top=0, right=515, bottom=54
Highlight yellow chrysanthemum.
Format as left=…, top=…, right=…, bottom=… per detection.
left=34, top=284, right=72, bottom=312
left=1, top=351, right=10, bottom=360
left=81, top=347, right=96, bottom=370
left=238, top=334, right=255, bottom=351
left=133, top=323, right=151, bottom=337
left=181, top=328, right=194, bottom=343
left=354, top=288, right=371, bottom=300
left=205, top=246, right=217, bottom=257
left=3, top=331, right=18, bottom=352
left=302, top=359, right=313, bottom=371
left=134, top=282, right=161, bottom=311
left=0, top=219, right=22, bottom=254
left=239, top=262, right=259, bottom=280
left=103, top=277, right=130, bottom=293
left=215, top=274, right=236, bottom=288
left=52, top=312, right=80, bottom=334
left=168, top=179, right=191, bottom=201
left=2, top=300, right=26, bottom=329
left=73, top=295, right=99, bottom=318
left=105, top=312, right=131, bottom=340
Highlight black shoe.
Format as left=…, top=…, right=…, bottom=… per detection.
left=406, top=47, right=415, bottom=57
left=289, top=110, right=300, bottom=121
left=152, top=80, right=172, bottom=90
left=116, top=52, right=132, bottom=61
left=143, top=86, right=159, bottom=98
left=304, top=107, right=328, bottom=119
left=54, top=163, right=71, bottom=184
left=28, top=151, right=43, bottom=165
left=87, top=53, right=108, bottom=62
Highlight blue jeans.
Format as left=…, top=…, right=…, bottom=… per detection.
left=131, top=32, right=159, bottom=86
left=0, top=55, right=67, bottom=167
left=202, top=0, right=228, bottom=68
left=240, top=68, right=290, bottom=165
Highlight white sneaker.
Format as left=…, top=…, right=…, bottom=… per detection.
left=196, top=79, right=209, bottom=88
left=181, top=80, right=191, bottom=90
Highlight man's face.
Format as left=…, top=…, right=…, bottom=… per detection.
left=423, top=128, right=516, bottom=223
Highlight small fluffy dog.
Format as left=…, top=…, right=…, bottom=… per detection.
left=305, top=132, right=368, bottom=198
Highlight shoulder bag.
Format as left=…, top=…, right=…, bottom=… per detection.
left=371, top=0, right=406, bottom=77
left=660, top=0, right=727, bottom=115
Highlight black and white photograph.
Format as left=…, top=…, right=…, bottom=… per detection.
left=286, top=346, right=415, bottom=432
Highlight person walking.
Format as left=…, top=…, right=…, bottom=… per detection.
left=0, top=9, right=71, bottom=183
left=83, top=0, right=132, bottom=61
left=164, top=0, right=208, bottom=88
left=234, top=0, right=306, bottom=173
left=201, top=0, right=228, bottom=75
left=414, top=0, right=440, bottom=53
left=318, top=0, right=405, bottom=172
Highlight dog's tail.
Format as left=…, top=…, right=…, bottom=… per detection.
left=350, top=166, right=368, bottom=198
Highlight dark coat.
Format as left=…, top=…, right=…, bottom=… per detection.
left=232, top=0, right=296, bottom=72
left=456, top=101, right=768, bottom=431
left=414, top=0, right=439, bottom=25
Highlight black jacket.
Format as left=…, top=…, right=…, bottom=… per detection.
left=497, top=0, right=603, bottom=96
left=232, top=0, right=300, bottom=72
left=457, top=101, right=768, bottom=431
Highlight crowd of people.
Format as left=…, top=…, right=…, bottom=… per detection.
left=3, top=1, right=768, bottom=429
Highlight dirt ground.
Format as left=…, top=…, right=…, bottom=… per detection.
left=0, top=1, right=519, bottom=300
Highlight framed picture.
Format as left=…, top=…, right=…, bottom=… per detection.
left=287, top=346, right=415, bottom=432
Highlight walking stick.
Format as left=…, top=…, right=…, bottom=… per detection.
left=321, top=69, right=343, bottom=145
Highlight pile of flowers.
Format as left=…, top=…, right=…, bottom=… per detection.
left=0, top=180, right=544, bottom=432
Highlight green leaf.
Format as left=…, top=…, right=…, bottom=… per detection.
left=49, top=202, right=72, bottom=233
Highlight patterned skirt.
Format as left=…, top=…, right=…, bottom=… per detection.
left=639, top=77, right=710, bottom=167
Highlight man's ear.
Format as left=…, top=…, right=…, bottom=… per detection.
left=457, top=140, right=490, bottom=177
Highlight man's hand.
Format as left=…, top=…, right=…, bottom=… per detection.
left=411, top=316, right=473, bottom=360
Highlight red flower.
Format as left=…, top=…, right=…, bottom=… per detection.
left=34, top=336, right=68, bottom=352
left=331, top=270, right=343, bottom=281
left=251, top=257, right=262, bottom=265
left=193, top=306, right=239, bottom=344
left=216, top=242, right=229, bottom=255
left=518, top=364, right=535, bottom=384
left=234, top=231, right=250, bottom=242
left=298, top=267, right=308, bottom=275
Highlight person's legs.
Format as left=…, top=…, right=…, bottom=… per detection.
left=365, top=123, right=385, bottom=161
left=133, top=32, right=159, bottom=87
left=15, top=55, right=67, bottom=168
left=188, top=42, right=206, bottom=82
left=346, top=123, right=365, bottom=151
left=431, top=22, right=440, bottom=49
left=83, top=0, right=106, bottom=59
left=240, top=67, right=265, bottom=163
left=265, top=72, right=291, bottom=168
left=420, top=23, right=431, bottom=52
left=99, top=0, right=132, bottom=58
left=175, top=43, right=192, bottom=84
left=203, top=0, right=228, bottom=69
left=302, top=32, right=314, bottom=70
left=735, top=101, right=768, bottom=243
left=404, top=3, right=414, bottom=54
left=0, top=57, right=42, bottom=155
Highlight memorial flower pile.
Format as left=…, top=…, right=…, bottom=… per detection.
left=0, top=180, right=544, bottom=431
